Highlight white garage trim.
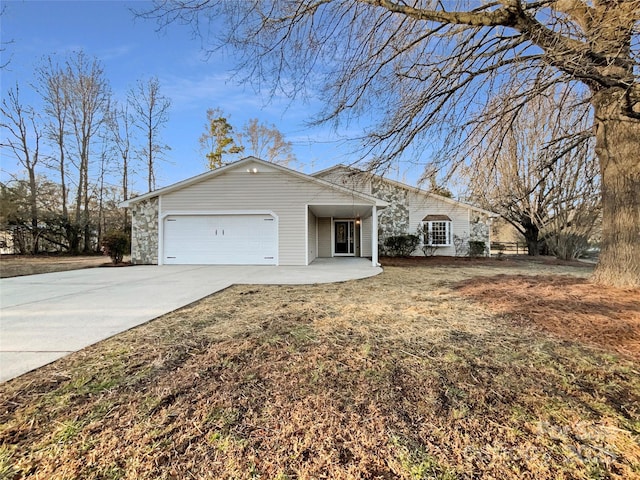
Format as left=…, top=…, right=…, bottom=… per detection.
left=158, top=210, right=279, bottom=266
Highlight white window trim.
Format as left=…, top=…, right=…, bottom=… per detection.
left=421, top=220, right=452, bottom=247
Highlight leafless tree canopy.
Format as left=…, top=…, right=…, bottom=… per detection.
left=3, top=54, right=177, bottom=254
left=238, top=118, right=297, bottom=167
left=142, top=1, right=640, bottom=286
left=143, top=0, right=638, bottom=166
left=0, top=5, right=13, bottom=70
left=32, top=52, right=112, bottom=253
left=106, top=101, right=134, bottom=230
left=463, top=87, right=599, bottom=257
left=0, top=85, right=42, bottom=253
left=128, top=77, right=171, bottom=191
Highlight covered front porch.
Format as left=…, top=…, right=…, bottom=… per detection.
left=306, top=204, right=381, bottom=267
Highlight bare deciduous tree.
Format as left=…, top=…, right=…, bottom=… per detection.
left=237, top=118, right=296, bottom=166
left=0, top=5, right=13, bottom=70
left=36, top=56, right=70, bottom=230
left=0, top=85, right=42, bottom=253
left=463, top=87, right=600, bottom=257
left=107, top=101, right=133, bottom=230
left=129, top=76, right=171, bottom=191
left=36, top=52, right=112, bottom=252
left=142, top=0, right=640, bottom=287
left=65, top=51, right=111, bottom=252
left=546, top=155, right=601, bottom=260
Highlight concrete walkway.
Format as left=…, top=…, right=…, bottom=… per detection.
left=0, top=258, right=381, bottom=383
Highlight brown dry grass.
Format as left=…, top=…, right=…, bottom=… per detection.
left=455, top=274, right=640, bottom=360
left=1, top=261, right=639, bottom=479
left=0, top=255, right=113, bottom=278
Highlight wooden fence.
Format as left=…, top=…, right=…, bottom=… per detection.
left=490, top=241, right=528, bottom=255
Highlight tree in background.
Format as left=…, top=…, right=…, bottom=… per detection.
left=545, top=154, right=601, bottom=260
left=0, top=178, right=76, bottom=254
left=199, top=108, right=243, bottom=169
left=64, top=51, right=111, bottom=253
left=425, top=176, right=453, bottom=199
left=238, top=118, right=296, bottom=166
left=143, top=0, right=640, bottom=287
left=95, top=142, right=110, bottom=253
left=0, top=5, right=12, bottom=70
left=7, top=52, right=129, bottom=254
left=0, top=85, right=42, bottom=253
left=129, top=76, right=171, bottom=191
left=2, top=52, right=173, bottom=255
left=0, top=181, right=33, bottom=254
left=106, top=101, right=133, bottom=231
left=463, top=88, right=599, bottom=257
left=36, top=55, right=71, bottom=245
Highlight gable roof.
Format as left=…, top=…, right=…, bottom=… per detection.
left=120, top=157, right=388, bottom=208
left=312, top=164, right=498, bottom=217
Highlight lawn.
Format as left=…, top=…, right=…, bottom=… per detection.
left=0, top=255, right=114, bottom=278
left=1, top=258, right=639, bottom=479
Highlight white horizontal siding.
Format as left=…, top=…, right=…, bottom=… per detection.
left=161, top=163, right=374, bottom=265
left=308, top=209, right=317, bottom=264
left=317, top=218, right=332, bottom=257
left=361, top=216, right=372, bottom=257
left=407, top=192, right=470, bottom=256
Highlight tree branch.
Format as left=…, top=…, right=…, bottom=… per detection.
left=361, top=0, right=518, bottom=27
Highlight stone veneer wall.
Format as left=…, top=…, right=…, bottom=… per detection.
left=131, top=197, right=159, bottom=265
left=470, top=215, right=491, bottom=256
left=371, top=178, right=410, bottom=248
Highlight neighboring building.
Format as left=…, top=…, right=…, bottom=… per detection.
left=122, top=157, right=496, bottom=266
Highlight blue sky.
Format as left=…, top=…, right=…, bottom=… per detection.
left=1, top=0, right=408, bottom=194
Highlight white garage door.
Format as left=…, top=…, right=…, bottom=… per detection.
left=163, top=214, right=277, bottom=265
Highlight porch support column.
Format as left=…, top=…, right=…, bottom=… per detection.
left=371, top=205, right=379, bottom=267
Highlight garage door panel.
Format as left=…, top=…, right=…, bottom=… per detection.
left=163, top=215, right=277, bottom=265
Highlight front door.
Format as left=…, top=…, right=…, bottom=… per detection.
left=334, top=220, right=355, bottom=255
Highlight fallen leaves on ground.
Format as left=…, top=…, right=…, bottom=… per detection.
left=455, top=274, right=640, bottom=360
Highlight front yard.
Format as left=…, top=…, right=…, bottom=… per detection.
left=0, top=255, right=113, bottom=278
left=1, top=259, right=639, bottom=479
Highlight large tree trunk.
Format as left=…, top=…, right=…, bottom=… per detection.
left=521, top=218, right=540, bottom=256
left=591, top=88, right=640, bottom=288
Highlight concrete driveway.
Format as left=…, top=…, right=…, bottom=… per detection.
left=0, top=258, right=381, bottom=383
